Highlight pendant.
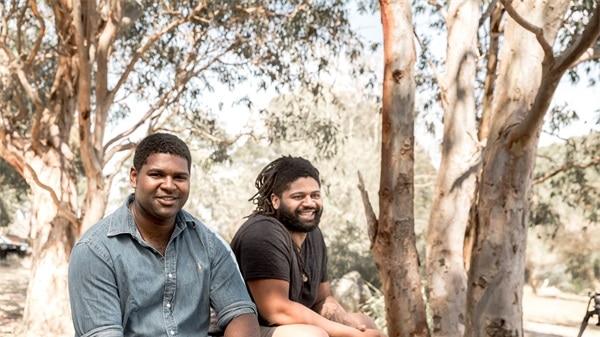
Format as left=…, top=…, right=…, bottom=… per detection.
left=302, top=272, right=308, bottom=283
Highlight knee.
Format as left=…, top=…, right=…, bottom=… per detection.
left=273, top=324, right=328, bottom=337
left=297, top=325, right=328, bottom=337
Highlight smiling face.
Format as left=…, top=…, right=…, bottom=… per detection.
left=271, top=177, right=323, bottom=233
left=130, top=153, right=190, bottom=227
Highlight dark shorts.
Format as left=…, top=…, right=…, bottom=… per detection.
left=259, top=326, right=276, bottom=337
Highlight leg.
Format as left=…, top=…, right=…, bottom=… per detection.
left=260, top=324, right=328, bottom=337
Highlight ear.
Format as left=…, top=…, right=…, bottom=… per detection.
left=130, top=167, right=138, bottom=188
left=270, top=193, right=280, bottom=210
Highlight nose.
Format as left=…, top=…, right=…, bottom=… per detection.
left=301, top=195, right=317, bottom=207
left=161, top=176, right=176, bottom=190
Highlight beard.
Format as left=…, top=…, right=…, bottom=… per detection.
left=276, top=202, right=322, bottom=233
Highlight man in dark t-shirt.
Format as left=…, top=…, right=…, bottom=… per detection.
left=230, top=156, right=386, bottom=337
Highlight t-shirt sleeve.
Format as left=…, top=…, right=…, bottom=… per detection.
left=232, top=218, right=293, bottom=282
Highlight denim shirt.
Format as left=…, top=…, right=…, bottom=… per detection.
left=68, top=195, right=256, bottom=337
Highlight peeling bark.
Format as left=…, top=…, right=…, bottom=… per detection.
left=465, top=1, right=581, bottom=336
left=377, top=1, right=429, bottom=336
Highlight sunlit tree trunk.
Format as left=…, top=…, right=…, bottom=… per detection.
left=22, top=161, right=78, bottom=336
left=465, top=1, right=598, bottom=336
left=12, top=49, right=82, bottom=334
left=375, top=1, right=428, bottom=335
left=425, top=1, right=480, bottom=336
left=464, top=3, right=504, bottom=272
left=6, top=2, right=111, bottom=335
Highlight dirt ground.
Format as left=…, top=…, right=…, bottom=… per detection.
left=1, top=256, right=599, bottom=337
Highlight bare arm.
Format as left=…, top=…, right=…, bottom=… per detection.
left=312, top=282, right=363, bottom=328
left=247, top=279, right=383, bottom=337
left=223, top=313, right=259, bottom=337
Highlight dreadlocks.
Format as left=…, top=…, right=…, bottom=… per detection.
left=249, top=155, right=320, bottom=216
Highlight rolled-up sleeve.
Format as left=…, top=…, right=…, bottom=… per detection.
left=209, top=234, right=257, bottom=330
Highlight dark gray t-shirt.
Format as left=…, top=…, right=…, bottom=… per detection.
left=230, top=215, right=328, bottom=323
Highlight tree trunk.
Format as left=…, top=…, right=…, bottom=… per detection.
left=17, top=10, right=85, bottom=333
left=21, top=155, right=78, bottom=337
left=425, top=1, right=480, bottom=336
left=376, top=1, right=429, bottom=336
left=465, top=1, right=571, bottom=336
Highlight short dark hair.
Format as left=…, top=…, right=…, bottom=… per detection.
left=133, top=133, right=192, bottom=171
left=249, top=155, right=320, bottom=216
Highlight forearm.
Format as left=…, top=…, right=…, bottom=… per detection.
left=223, top=314, right=259, bottom=337
left=265, top=301, right=363, bottom=337
left=314, top=295, right=360, bottom=327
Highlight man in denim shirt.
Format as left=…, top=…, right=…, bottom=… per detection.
left=68, top=133, right=258, bottom=337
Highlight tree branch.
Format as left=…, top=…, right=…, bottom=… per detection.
left=553, top=4, right=600, bottom=74
left=23, top=162, right=80, bottom=226
left=4, top=57, right=44, bottom=112
left=103, top=37, right=237, bottom=163
left=479, top=5, right=504, bottom=141
left=94, top=0, right=115, bottom=153
left=24, top=0, right=45, bottom=69
left=507, top=3, right=600, bottom=148
left=103, top=146, right=136, bottom=196
left=500, top=0, right=554, bottom=62
left=533, top=157, right=600, bottom=185
left=102, top=141, right=136, bottom=167
left=427, top=0, right=447, bottom=19
left=72, top=0, right=101, bottom=180
left=0, top=132, right=26, bottom=177
left=357, top=170, right=378, bottom=249
left=479, top=0, right=499, bottom=27
left=413, top=29, right=444, bottom=102
left=573, top=43, right=600, bottom=66
left=111, top=3, right=207, bottom=96
left=3, top=49, right=46, bottom=154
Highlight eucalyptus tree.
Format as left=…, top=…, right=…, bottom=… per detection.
left=0, top=1, right=363, bottom=335
left=357, top=0, right=430, bottom=335
left=417, top=1, right=600, bottom=336
left=469, top=2, right=597, bottom=336
left=354, top=0, right=598, bottom=336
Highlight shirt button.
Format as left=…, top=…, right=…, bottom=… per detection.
left=166, top=303, right=171, bottom=308
left=170, top=330, right=175, bottom=335
left=168, top=273, right=173, bottom=278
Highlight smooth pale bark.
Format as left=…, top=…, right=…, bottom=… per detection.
left=16, top=150, right=78, bottom=336
left=375, top=1, right=429, bottom=336
left=466, top=1, right=575, bottom=336
left=425, top=1, right=480, bottom=336
left=1, top=2, right=116, bottom=335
